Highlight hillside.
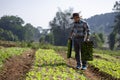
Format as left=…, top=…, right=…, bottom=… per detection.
left=85, top=12, right=116, bottom=35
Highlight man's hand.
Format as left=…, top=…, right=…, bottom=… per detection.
left=87, top=39, right=90, bottom=41
left=68, top=37, right=72, bottom=40
left=84, top=38, right=90, bottom=42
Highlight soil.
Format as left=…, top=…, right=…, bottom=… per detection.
left=57, top=51, right=120, bottom=80
left=93, top=54, right=109, bottom=61
left=0, top=48, right=119, bottom=80
left=58, top=51, right=100, bottom=80
left=0, top=49, right=35, bottom=80
left=115, top=56, right=120, bottom=59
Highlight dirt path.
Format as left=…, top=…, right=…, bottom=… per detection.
left=58, top=51, right=100, bottom=80
left=0, top=49, right=35, bottom=80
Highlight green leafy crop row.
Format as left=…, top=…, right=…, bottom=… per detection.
left=89, top=58, right=120, bottom=79
left=26, top=49, right=87, bottom=80
left=0, top=47, right=29, bottom=69
left=94, top=53, right=120, bottom=63
left=93, top=49, right=120, bottom=56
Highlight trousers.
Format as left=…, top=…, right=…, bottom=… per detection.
left=73, top=37, right=87, bottom=66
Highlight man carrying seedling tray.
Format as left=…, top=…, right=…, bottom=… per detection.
left=68, top=13, right=92, bottom=70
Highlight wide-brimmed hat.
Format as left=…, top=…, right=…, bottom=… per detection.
left=71, top=13, right=82, bottom=19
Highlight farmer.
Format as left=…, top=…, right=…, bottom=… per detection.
left=69, top=13, right=90, bottom=70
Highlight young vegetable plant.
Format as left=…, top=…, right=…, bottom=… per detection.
left=26, top=49, right=87, bottom=80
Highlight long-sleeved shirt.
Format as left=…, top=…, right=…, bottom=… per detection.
left=70, top=20, right=90, bottom=38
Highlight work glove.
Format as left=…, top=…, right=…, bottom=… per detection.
left=84, top=38, right=90, bottom=42
left=68, top=37, right=72, bottom=40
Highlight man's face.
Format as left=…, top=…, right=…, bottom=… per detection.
left=73, top=16, right=80, bottom=22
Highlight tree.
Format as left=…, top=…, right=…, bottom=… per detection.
left=0, top=15, right=40, bottom=41
left=0, top=15, right=25, bottom=41
left=98, top=33, right=105, bottom=43
left=0, top=28, right=18, bottom=41
left=39, top=36, right=45, bottom=43
left=49, top=8, right=73, bottom=46
left=113, top=1, right=120, bottom=34
left=90, top=33, right=104, bottom=48
left=24, top=23, right=34, bottom=41
left=109, top=1, right=120, bottom=50
left=44, top=33, right=54, bottom=44
left=108, top=32, right=116, bottom=50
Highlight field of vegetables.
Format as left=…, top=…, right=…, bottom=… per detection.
left=62, top=49, right=120, bottom=80
left=26, top=49, right=87, bottom=80
left=89, top=53, right=120, bottom=79
left=0, top=46, right=120, bottom=80
left=0, top=47, right=29, bottom=69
